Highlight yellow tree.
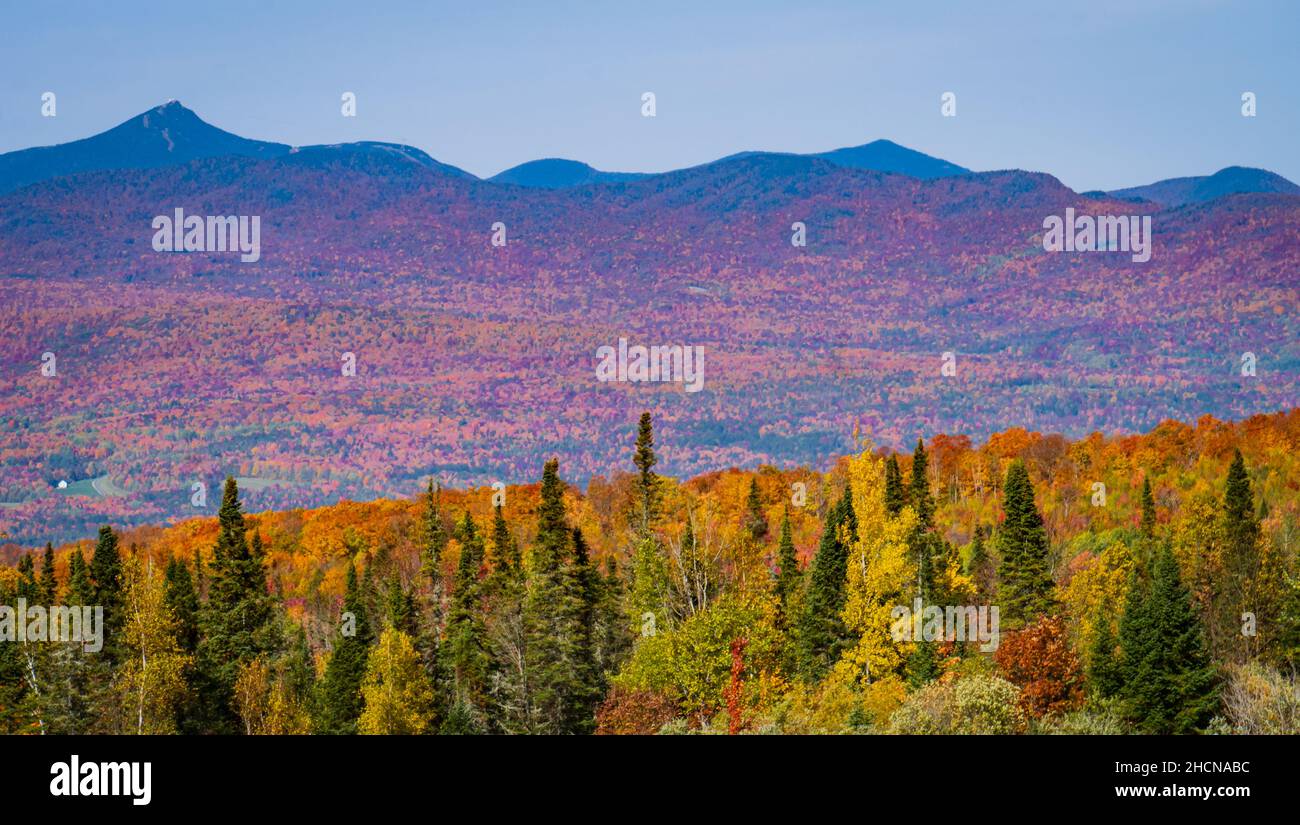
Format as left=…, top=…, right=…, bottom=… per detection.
left=116, top=557, right=190, bottom=734
left=234, top=657, right=312, bottom=735
left=358, top=627, right=435, bottom=734
left=1062, top=539, right=1135, bottom=660
left=833, top=444, right=918, bottom=688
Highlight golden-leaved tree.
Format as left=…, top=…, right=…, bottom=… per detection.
left=832, top=444, right=917, bottom=689
left=116, top=557, right=190, bottom=734
left=358, top=627, right=435, bottom=734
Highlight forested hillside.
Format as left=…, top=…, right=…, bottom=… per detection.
left=3, top=408, right=1298, bottom=734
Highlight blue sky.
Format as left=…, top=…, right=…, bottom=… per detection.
left=2, top=0, right=1296, bottom=190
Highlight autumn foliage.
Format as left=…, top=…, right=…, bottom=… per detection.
left=994, top=615, right=1085, bottom=719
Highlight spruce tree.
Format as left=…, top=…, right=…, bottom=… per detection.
left=163, top=556, right=199, bottom=653
left=89, top=526, right=124, bottom=659
left=966, top=528, right=995, bottom=600
left=195, top=477, right=279, bottom=733
left=38, top=543, right=57, bottom=604
left=524, top=458, right=589, bottom=733
left=67, top=549, right=93, bottom=604
left=632, top=412, right=660, bottom=534
left=316, top=562, right=371, bottom=734
left=743, top=477, right=768, bottom=541
left=490, top=503, right=519, bottom=572
left=565, top=527, right=603, bottom=734
left=884, top=455, right=905, bottom=517
left=797, top=487, right=856, bottom=679
left=1087, top=603, right=1122, bottom=699
left=1139, top=476, right=1157, bottom=537
left=909, top=439, right=934, bottom=530
left=385, top=573, right=418, bottom=636
left=1220, top=449, right=1262, bottom=663
left=594, top=555, right=633, bottom=678
left=774, top=508, right=800, bottom=612
left=1118, top=546, right=1219, bottom=733
left=0, top=578, right=31, bottom=732
left=16, top=554, right=36, bottom=601
left=416, top=480, right=450, bottom=724
left=443, top=512, right=490, bottom=723
left=995, top=461, right=1056, bottom=627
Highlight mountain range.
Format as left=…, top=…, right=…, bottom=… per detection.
left=3, top=101, right=1294, bottom=198
left=0, top=102, right=1296, bottom=544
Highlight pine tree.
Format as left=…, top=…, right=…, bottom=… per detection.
left=797, top=487, right=856, bottom=679
left=743, top=477, right=768, bottom=541
left=632, top=412, right=660, bottom=534
left=884, top=455, right=905, bottom=517
left=195, top=477, right=279, bottom=733
left=316, top=562, right=371, bottom=734
left=774, top=508, right=801, bottom=612
left=995, top=461, right=1056, bottom=628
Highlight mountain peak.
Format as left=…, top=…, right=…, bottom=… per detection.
left=490, top=157, right=646, bottom=188
left=0, top=101, right=290, bottom=194
left=812, top=140, right=970, bottom=179
left=1107, top=165, right=1299, bottom=206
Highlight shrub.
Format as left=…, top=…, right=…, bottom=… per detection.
left=1221, top=663, right=1300, bottom=734
left=595, top=688, right=681, bottom=735
left=887, top=674, right=1025, bottom=734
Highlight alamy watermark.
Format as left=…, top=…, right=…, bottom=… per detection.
left=596, top=338, right=704, bottom=393
left=890, top=598, right=1000, bottom=652
left=0, top=599, right=103, bottom=652
left=1042, top=207, right=1151, bottom=263
left=152, top=208, right=261, bottom=262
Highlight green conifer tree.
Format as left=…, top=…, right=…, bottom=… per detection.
left=884, top=455, right=905, bottom=517
left=316, top=562, right=372, bottom=734
left=1117, top=546, right=1219, bottom=733
left=796, top=487, right=856, bottom=679
left=195, top=478, right=279, bottom=733
left=995, top=461, right=1056, bottom=627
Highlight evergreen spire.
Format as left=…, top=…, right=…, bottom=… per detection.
left=775, top=508, right=800, bottom=610
left=995, top=460, right=1055, bottom=627
left=884, top=455, right=905, bottom=517
left=1139, top=476, right=1157, bottom=537
left=1118, top=546, right=1219, bottom=733
left=797, top=487, right=856, bottom=678
left=909, top=439, right=933, bottom=529
left=743, top=476, right=768, bottom=541
left=632, top=412, right=660, bottom=533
